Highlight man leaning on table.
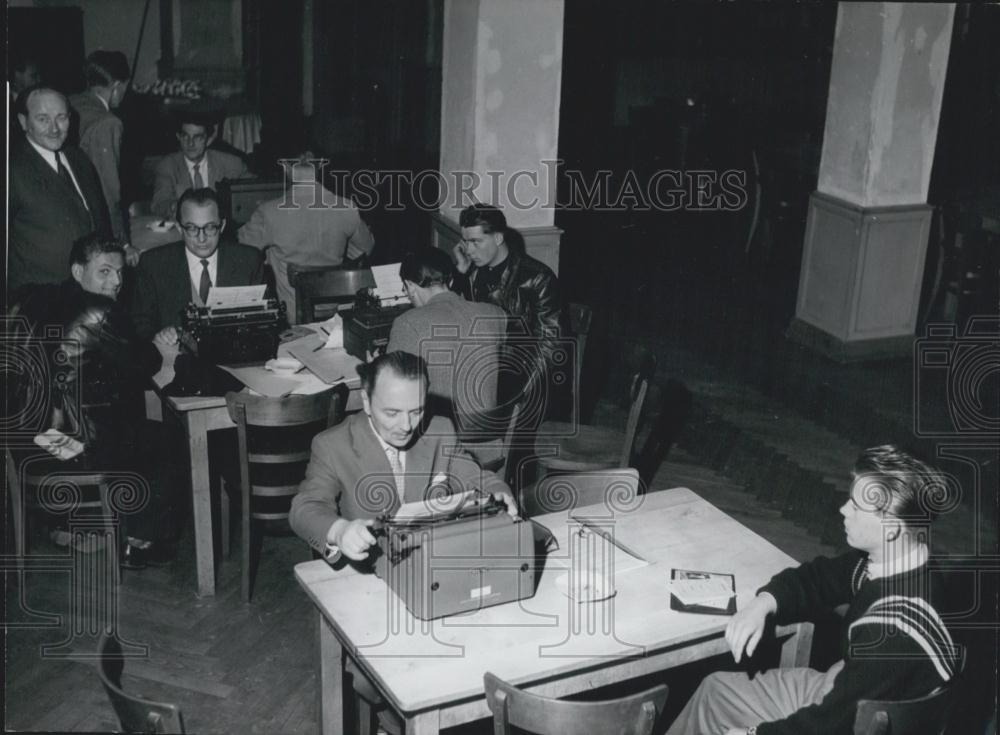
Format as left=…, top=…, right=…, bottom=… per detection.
left=289, top=350, right=518, bottom=562
left=666, top=445, right=961, bottom=735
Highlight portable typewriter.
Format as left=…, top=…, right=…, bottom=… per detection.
left=369, top=494, right=542, bottom=620
left=342, top=287, right=411, bottom=360
left=180, top=297, right=288, bottom=365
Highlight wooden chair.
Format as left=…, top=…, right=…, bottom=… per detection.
left=521, top=468, right=641, bottom=518
left=457, top=401, right=522, bottom=477
left=6, top=449, right=121, bottom=585
left=483, top=671, right=667, bottom=735
left=565, top=303, right=593, bottom=427
left=225, top=385, right=347, bottom=602
left=853, top=648, right=966, bottom=735
left=287, top=264, right=375, bottom=324
left=97, top=631, right=186, bottom=733
left=532, top=350, right=656, bottom=477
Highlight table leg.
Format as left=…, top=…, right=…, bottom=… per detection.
left=185, top=411, right=215, bottom=597
left=780, top=621, right=814, bottom=668
left=404, top=710, right=440, bottom=735
left=318, top=615, right=344, bottom=735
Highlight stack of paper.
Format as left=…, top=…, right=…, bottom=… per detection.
left=371, top=263, right=411, bottom=306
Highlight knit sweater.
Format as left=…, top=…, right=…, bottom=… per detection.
left=757, top=550, right=960, bottom=735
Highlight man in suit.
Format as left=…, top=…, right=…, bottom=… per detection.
left=69, top=51, right=132, bottom=243
left=388, top=248, right=507, bottom=422
left=131, top=187, right=264, bottom=342
left=237, top=153, right=375, bottom=323
left=150, top=113, right=249, bottom=219
left=9, top=86, right=112, bottom=296
left=289, top=351, right=518, bottom=562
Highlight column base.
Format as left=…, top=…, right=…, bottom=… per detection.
left=787, top=317, right=914, bottom=363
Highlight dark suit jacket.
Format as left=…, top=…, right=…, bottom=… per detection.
left=130, top=241, right=265, bottom=339
left=151, top=149, right=249, bottom=219
left=289, top=412, right=509, bottom=553
left=8, top=135, right=111, bottom=294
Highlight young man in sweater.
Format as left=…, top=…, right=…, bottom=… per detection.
left=667, top=445, right=961, bottom=735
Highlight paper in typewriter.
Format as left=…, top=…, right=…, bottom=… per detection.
left=205, top=285, right=267, bottom=308
left=392, top=488, right=482, bottom=522
left=371, top=263, right=411, bottom=306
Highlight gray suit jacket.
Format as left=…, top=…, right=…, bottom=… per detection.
left=289, top=412, right=509, bottom=553
left=150, top=149, right=249, bottom=219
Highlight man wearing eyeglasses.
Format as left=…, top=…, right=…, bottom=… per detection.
left=131, top=187, right=264, bottom=343
left=150, top=113, right=249, bottom=220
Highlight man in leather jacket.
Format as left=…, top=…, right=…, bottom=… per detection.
left=9, top=237, right=171, bottom=567
left=453, top=204, right=562, bottom=423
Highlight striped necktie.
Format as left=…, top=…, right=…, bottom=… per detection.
left=386, top=446, right=404, bottom=501
left=192, top=162, right=205, bottom=189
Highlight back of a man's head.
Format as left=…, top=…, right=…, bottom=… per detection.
left=84, top=50, right=130, bottom=87
left=853, top=445, right=948, bottom=525
left=459, top=203, right=507, bottom=234
left=399, top=249, right=454, bottom=289
left=357, top=351, right=429, bottom=398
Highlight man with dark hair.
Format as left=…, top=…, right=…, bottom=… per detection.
left=453, top=204, right=561, bottom=416
left=70, top=50, right=133, bottom=244
left=8, top=51, right=41, bottom=111
left=9, top=235, right=172, bottom=566
left=289, top=351, right=517, bottom=562
left=131, top=187, right=264, bottom=341
left=9, top=86, right=112, bottom=294
left=237, top=153, right=374, bottom=322
left=666, top=444, right=961, bottom=735
left=388, top=248, right=507, bottom=421
left=150, top=112, right=249, bottom=219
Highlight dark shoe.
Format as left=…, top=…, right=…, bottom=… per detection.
left=120, top=542, right=148, bottom=570
left=144, top=541, right=177, bottom=567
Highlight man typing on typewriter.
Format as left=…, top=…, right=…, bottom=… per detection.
left=289, top=350, right=518, bottom=562
left=131, top=187, right=265, bottom=344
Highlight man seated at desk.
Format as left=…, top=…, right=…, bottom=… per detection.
left=387, top=248, right=507, bottom=424
left=237, top=153, right=375, bottom=323
left=667, top=445, right=961, bottom=735
left=9, top=236, right=175, bottom=566
left=289, top=351, right=518, bottom=562
left=150, top=112, right=249, bottom=220
left=131, top=187, right=265, bottom=343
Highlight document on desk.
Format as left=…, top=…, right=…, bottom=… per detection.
left=219, top=365, right=299, bottom=397
left=205, top=285, right=267, bottom=308
left=667, top=568, right=737, bottom=615
left=371, top=263, right=411, bottom=306
left=549, top=519, right=650, bottom=575
left=287, top=338, right=361, bottom=384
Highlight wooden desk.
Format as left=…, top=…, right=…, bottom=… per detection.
left=150, top=342, right=362, bottom=597
left=296, top=487, right=813, bottom=735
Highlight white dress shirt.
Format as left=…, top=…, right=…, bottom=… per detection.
left=184, top=248, right=219, bottom=297
left=185, top=156, right=210, bottom=188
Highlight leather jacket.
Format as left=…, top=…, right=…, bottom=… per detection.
left=456, top=249, right=562, bottom=404
left=9, top=281, right=162, bottom=465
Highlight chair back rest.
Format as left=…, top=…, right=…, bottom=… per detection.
left=98, top=632, right=186, bottom=734
left=853, top=646, right=966, bottom=735
left=483, top=671, right=666, bottom=735
left=524, top=468, right=641, bottom=518
left=287, top=265, right=375, bottom=323
left=565, top=303, right=593, bottom=426
left=619, top=350, right=655, bottom=467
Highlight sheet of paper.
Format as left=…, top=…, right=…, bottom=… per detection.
left=667, top=576, right=735, bottom=607
left=371, top=263, right=411, bottom=306
left=287, top=339, right=361, bottom=384
left=206, top=285, right=267, bottom=309
left=320, top=314, right=345, bottom=349
left=548, top=526, right=650, bottom=575
left=392, top=489, right=481, bottom=521
left=219, top=365, right=299, bottom=397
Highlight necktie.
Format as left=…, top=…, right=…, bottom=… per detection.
left=385, top=446, right=404, bottom=500
left=199, top=259, right=212, bottom=304
left=56, top=151, right=86, bottom=207
left=192, top=162, right=204, bottom=189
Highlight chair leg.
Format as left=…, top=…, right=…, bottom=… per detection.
left=241, top=485, right=251, bottom=603
left=6, top=450, right=25, bottom=576
left=220, top=480, right=231, bottom=559
left=97, top=482, right=121, bottom=586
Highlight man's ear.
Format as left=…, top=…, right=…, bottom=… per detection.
left=219, top=218, right=227, bottom=234
left=71, top=263, right=84, bottom=284
left=361, top=391, right=372, bottom=417
left=17, top=113, right=27, bottom=133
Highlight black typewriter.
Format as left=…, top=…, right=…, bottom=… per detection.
left=342, top=287, right=411, bottom=360
left=180, top=298, right=288, bottom=365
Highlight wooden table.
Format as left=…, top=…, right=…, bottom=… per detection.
left=296, top=487, right=814, bottom=735
left=150, top=342, right=363, bottom=597
left=130, top=214, right=180, bottom=253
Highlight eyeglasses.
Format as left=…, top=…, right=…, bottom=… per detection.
left=180, top=222, right=222, bottom=238
left=178, top=132, right=207, bottom=144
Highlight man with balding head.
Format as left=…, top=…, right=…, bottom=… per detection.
left=9, top=86, right=111, bottom=296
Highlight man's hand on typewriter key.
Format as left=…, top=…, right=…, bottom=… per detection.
left=491, top=490, right=521, bottom=520
left=336, top=519, right=378, bottom=560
